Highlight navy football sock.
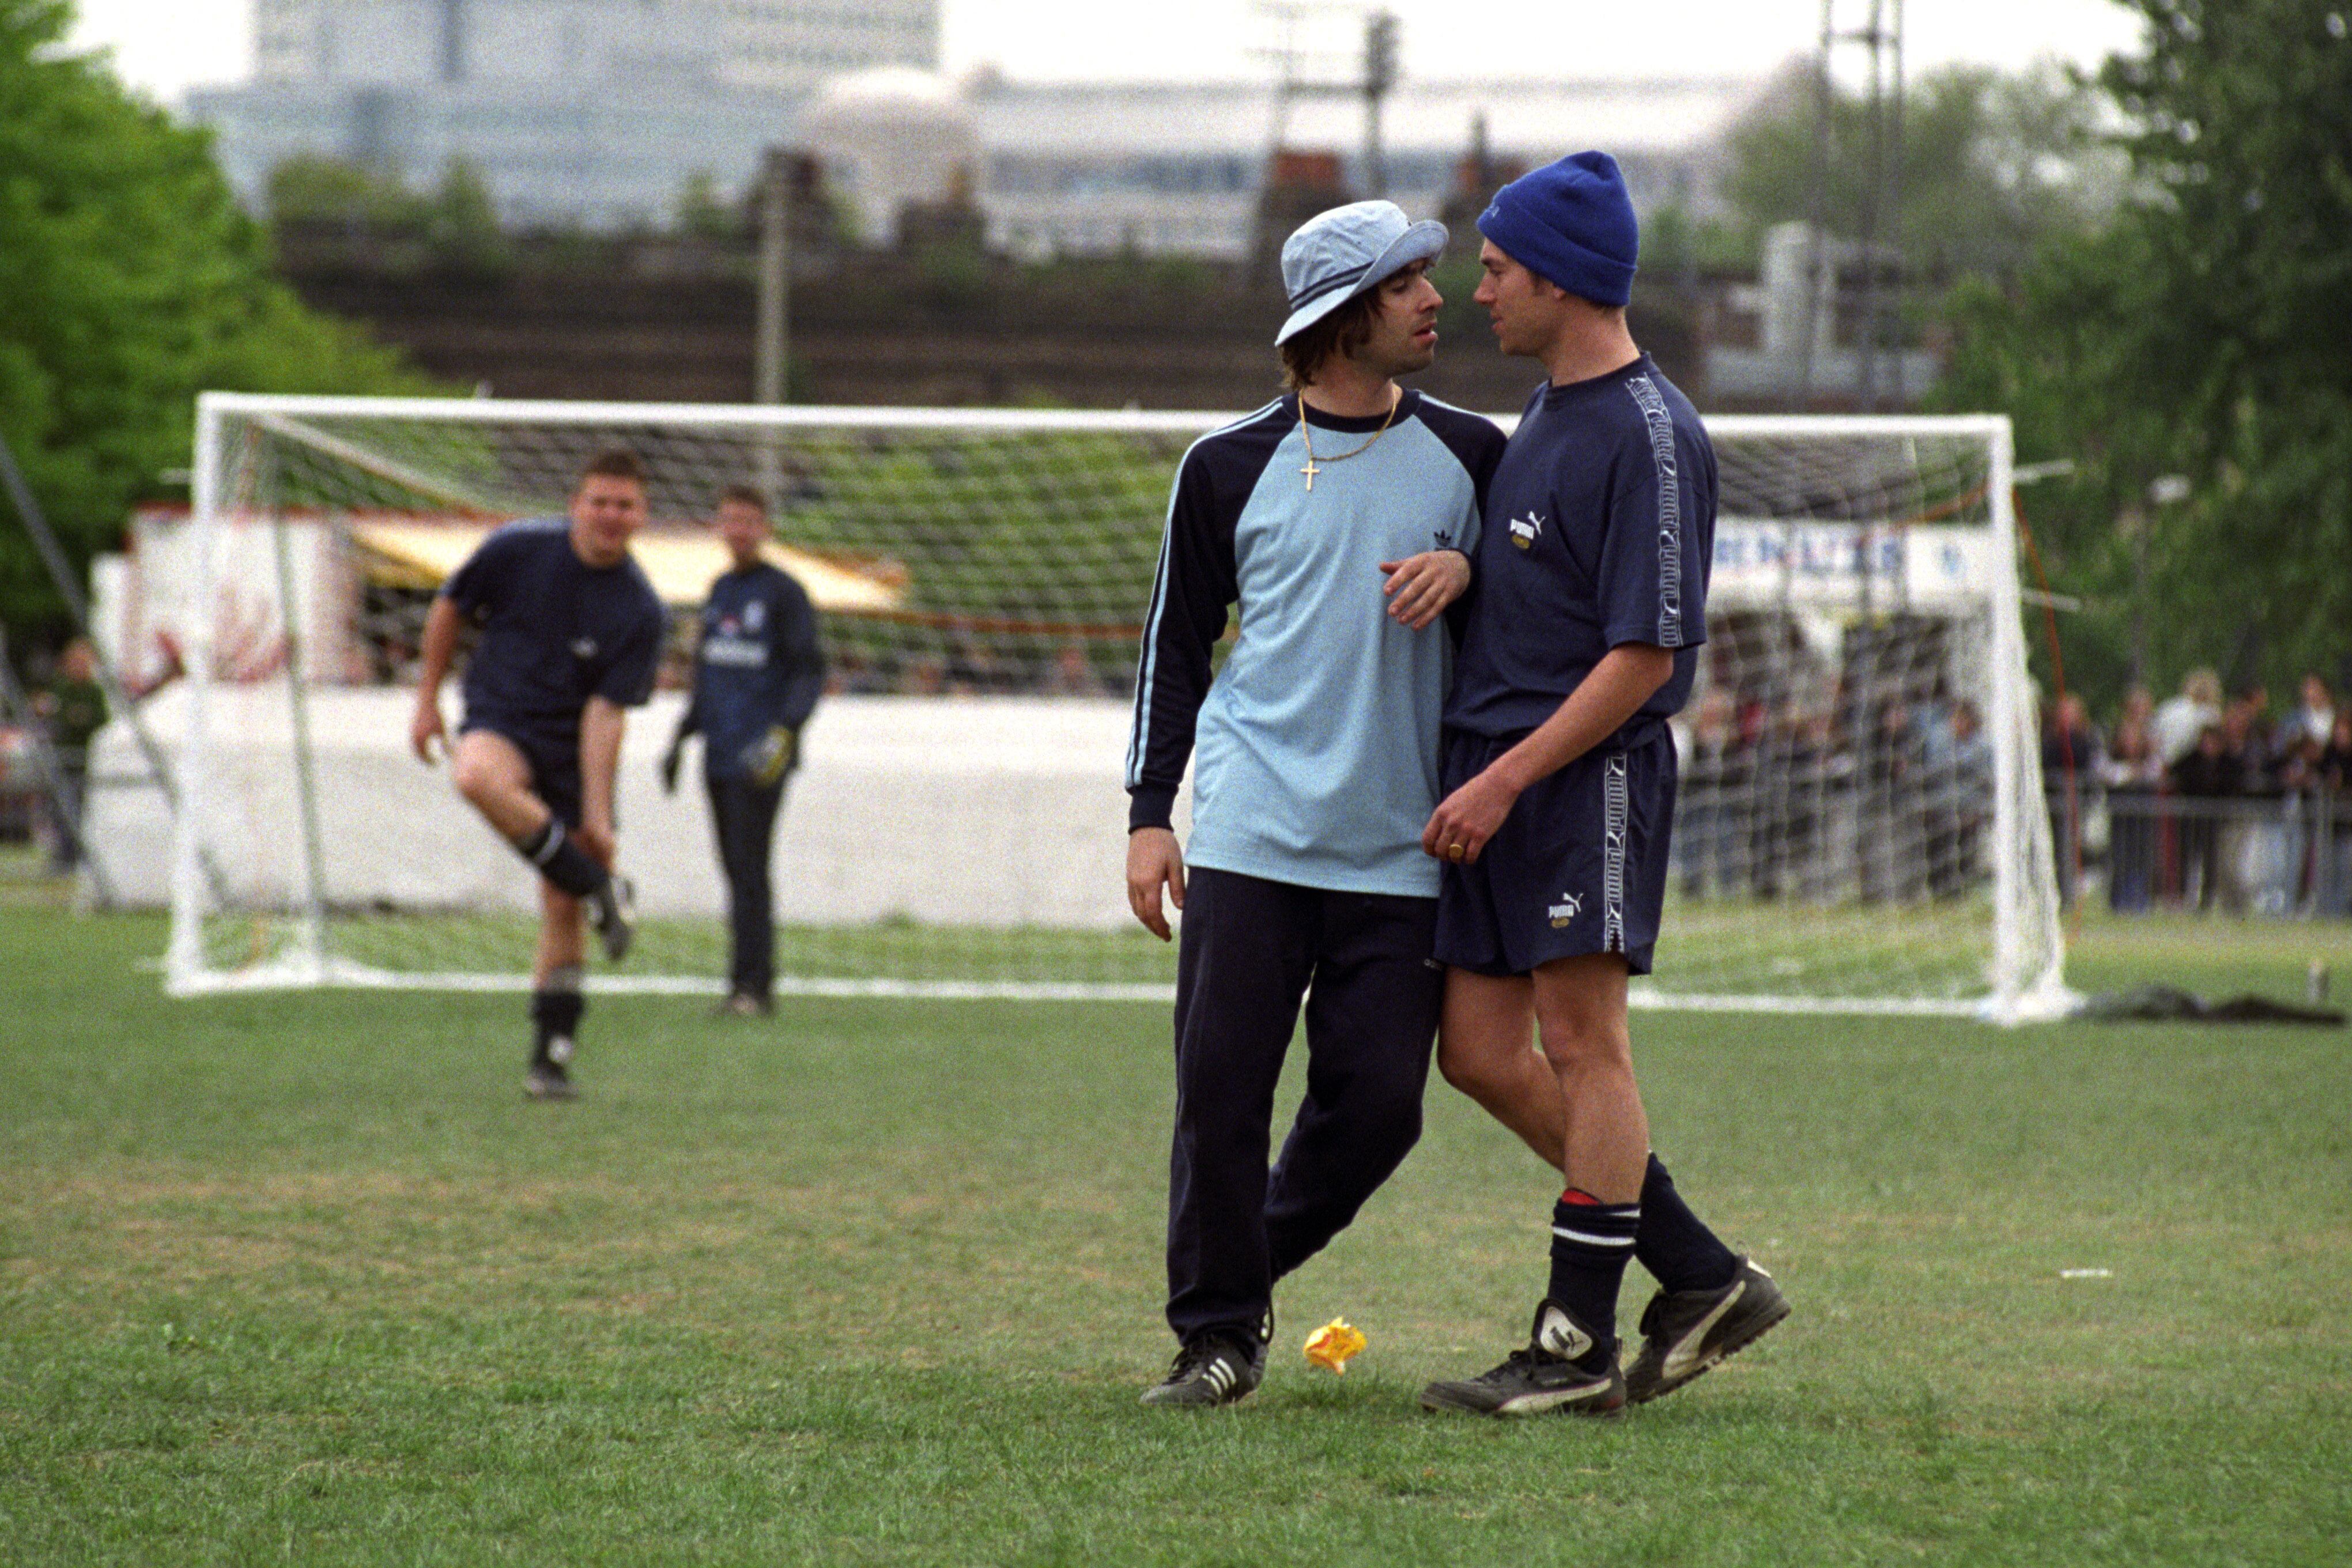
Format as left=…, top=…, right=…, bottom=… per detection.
left=531, top=965, right=586, bottom=1067
left=516, top=819, right=609, bottom=900
left=1634, top=1153, right=1742, bottom=1294
left=1548, top=1188, right=1639, bottom=1356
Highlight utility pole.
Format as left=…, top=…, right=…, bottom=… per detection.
left=1807, top=0, right=1906, bottom=409
left=754, top=146, right=791, bottom=504
left=756, top=146, right=791, bottom=409
left=1852, top=0, right=1904, bottom=410
left=1881, top=0, right=1906, bottom=405
left=1362, top=11, right=1398, bottom=200
left=1251, top=4, right=1399, bottom=199
left=1801, top=0, right=1834, bottom=403
left=439, top=0, right=466, bottom=83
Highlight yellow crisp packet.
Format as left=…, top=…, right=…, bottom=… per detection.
left=1303, top=1318, right=1367, bottom=1374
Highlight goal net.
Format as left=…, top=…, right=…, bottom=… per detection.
left=130, top=394, right=2064, bottom=1019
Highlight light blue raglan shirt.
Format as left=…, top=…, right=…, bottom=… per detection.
left=1126, top=390, right=1507, bottom=897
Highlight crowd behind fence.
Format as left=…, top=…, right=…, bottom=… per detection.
left=1653, top=660, right=2352, bottom=923
left=2042, top=668, right=2352, bottom=920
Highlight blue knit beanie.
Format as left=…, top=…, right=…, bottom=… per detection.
left=1477, top=150, right=1639, bottom=307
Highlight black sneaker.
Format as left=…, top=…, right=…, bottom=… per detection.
left=524, top=1059, right=577, bottom=1101
left=1623, top=1257, right=1789, bottom=1405
left=1140, top=1332, right=1263, bottom=1408
left=1419, top=1299, right=1626, bottom=1418
left=588, top=874, right=636, bottom=963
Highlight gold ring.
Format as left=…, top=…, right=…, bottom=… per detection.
left=1448, top=843, right=1465, bottom=862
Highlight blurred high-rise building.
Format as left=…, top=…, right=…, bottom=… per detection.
left=196, top=0, right=941, bottom=228
left=250, top=0, right=934, bottom=91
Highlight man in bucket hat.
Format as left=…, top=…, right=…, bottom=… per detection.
left=1124, top=200, right=1507, bottom=1405
left=1414, top=152, right=1788, bottom=1418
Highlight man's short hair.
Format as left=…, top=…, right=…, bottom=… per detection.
left=715, top=483, right=768, bottom=514
left=1278, top=290, right=1383, bottom=391
left=578, top=447, right=646, bottom=488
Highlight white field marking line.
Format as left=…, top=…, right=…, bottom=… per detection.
left=164, top=966, right=2047, bottom=1016
left=2059, top=1268, right=2115, bottom=1279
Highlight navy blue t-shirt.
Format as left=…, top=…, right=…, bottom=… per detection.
left=1445, top=354, right=1716, bottom=742
left=443, top=517, right=667, bottom=746
left=677, top=561, right=825, bottom=780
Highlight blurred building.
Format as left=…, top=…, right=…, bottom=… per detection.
left=970, top=75, right=1765, bottom=261
left=199, top=9, right=1760, bottom=247
left=798, top=68, right=980, bottom=245
left=195, top=0, right=940, bottom=228
left=1704, top=222, right=1940, bottom=404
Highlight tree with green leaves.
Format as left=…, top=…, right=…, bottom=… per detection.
left=1717, top=58, right=2124, bottom=282
left=0, top=0, right=430, bottom=644
left=1939, top=0, right=2352, bottom=708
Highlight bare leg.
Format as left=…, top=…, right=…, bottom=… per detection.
left=1435, top=968, right=1569, bottom=1172
left=1532, top=953, right=1648, bottom=1203
left=535, top=881, right=584, bottom=988
left=451, top=730, right=552, bottom=843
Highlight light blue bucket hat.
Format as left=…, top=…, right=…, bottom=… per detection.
left=1275, top=200, right=1449, bottom=345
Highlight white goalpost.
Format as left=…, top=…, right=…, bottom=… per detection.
left=116, top=392, right=2066, bottom=1020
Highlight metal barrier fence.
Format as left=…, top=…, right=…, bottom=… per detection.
left=1666, top=773, right=2348, bottom=920
left=2046, top=787, right=2350, bottom=919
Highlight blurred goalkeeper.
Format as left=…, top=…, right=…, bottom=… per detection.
left=1124, top=200, right=1505, bottom=1407
left=659, top=484, right=825, bottom=1018
left=410, top=447, right=666, bottom=1101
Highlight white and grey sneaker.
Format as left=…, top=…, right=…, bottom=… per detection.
left=524, top=1059, right=577, bottom=1101
left=1419, top=1299, right=1626, bottom=1418
left=1140, top=1333, right=1263, bottom=1408
left=1623, top=1257, right=1789, bottom=1405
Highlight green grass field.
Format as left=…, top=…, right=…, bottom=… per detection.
left=3, top=891, right=2349, bottom=1565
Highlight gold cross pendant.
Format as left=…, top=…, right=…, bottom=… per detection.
left=1300, top=456, right=1320, bottom=491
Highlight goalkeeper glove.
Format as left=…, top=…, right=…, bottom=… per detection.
left=741, top=724, right=797, bottom=787
left=659, top=741, right=684, bottom=796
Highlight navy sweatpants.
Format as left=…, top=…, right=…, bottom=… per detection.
left=1165, top=866, right=1443, bottom=1344
left=706, top=774, right=786, bottom=1000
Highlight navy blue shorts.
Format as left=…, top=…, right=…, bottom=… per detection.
left=460, top=716, right=585, bottom=830
left=1434, top=726, right=1677, bottom=977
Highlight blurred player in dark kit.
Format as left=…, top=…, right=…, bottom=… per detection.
left=410, top=448, right=666, bottom=1100
left=1416, top=153, right=1788, bottom=1419
left=661, top=484, right=825, bottom=1017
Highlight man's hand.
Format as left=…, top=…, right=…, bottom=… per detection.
left=659, top=742, right=683, bottom=796
left=575, top=819, right=617, bottom=868
left=1126, top=826, right=1186, bottom=942
left=410, top=699, right=447, bottom=764
left=1378, top=550, right=1473, bottom=630
left=1421, top=766, right=1523, bottom=865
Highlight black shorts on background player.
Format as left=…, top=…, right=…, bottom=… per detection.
left=459, top=720, right=587, bottom=829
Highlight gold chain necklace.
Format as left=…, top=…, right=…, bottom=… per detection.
left=1298, top=389, right=1400, bottom=491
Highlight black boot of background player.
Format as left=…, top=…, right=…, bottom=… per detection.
left=527, top=978, right=584, bottom=1101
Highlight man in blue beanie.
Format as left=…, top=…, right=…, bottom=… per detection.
left=1414, top=152, right=1789, bottom=1417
